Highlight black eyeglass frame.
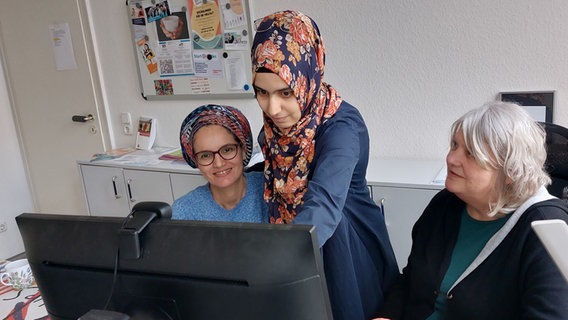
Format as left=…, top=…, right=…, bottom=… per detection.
left=192, top=143, right=240, bottom=166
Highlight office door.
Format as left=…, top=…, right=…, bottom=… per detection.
left=0, top=0, right=109, bottom=214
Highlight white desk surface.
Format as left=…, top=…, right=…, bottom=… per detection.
left=1, top=259, right=48, bottom=319
left=79, top=149, right=447, bottom=189
left=77, top=147, right=201, bottom=174
left=367, top=158, right=446, bottom=189
left=0, top=286, right=47, bottom=319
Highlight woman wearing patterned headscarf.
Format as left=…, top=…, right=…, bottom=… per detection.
left=172, top=104, right=268, bottom=223
left=251, top=10, right=399, bottom=320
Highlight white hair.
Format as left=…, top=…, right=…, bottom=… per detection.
left=450, top=101, right=551, bottom=216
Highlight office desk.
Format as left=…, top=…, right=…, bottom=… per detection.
left=0, top=285, right=49, bottom=319
left=1, top=258, right=49, bottom=319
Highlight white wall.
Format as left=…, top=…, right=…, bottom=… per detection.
left=88, top=0, right=568, bottom=162
left=0, top=50, right=32, bottom=258
left=2, top=0, right=566, bottom=258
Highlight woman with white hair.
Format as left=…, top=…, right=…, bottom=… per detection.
left=377, top=101, right=568, bottom=320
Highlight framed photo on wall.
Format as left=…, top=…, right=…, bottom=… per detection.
left=499, top=91, right=554, bottom=123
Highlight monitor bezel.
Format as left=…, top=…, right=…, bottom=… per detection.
left=16, top=212, right=333, bottom=320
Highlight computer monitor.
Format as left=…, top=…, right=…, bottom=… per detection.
left=16, top=202, right=332, bottom=320
left=531, top=219, right=568, bottom=282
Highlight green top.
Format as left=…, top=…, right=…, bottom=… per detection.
left=427, top=208, right=510, bottom=320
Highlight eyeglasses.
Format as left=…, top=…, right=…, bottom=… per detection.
left=193, top=144, right=239, bottom=166
left=253, top=18, right=289, bottom=33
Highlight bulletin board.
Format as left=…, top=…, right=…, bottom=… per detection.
left=126, top=0, right=255, bottom=100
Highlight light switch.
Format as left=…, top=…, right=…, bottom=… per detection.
left=121, top=112, right=133, bottom=135
left=121, top=112, right=132, bottom=125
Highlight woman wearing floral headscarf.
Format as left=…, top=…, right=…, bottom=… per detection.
left=172, top=104, right=268, bottom=223
left=251, top=10, right=399, bottom=320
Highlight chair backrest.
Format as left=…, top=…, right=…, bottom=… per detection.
left=540, top=122, right=568, bottom=201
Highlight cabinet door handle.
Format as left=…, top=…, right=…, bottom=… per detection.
left=379, top=198, right=385, bottom=217
left=127, top=178, right=135, bottom=202
left=112, top=176, right=121, bottom=199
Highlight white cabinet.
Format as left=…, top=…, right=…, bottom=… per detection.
left=123, top=169, right=174, bottom=206
left=367, top=158, right=445, bottom=270
left=79, top=165, right=129, bottom=216
left=78, top=158, right=206, bottom=217
left=79, top=164, right=177, bottom=217
left=372, top=185, right=440, bottom=270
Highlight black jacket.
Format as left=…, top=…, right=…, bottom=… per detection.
left=379, top=188, right=568, bottom=320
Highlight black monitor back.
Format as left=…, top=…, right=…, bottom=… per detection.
left=16, top=213, right=332, bottom=320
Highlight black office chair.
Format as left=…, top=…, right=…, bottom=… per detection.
left=539, top=122, right=568, bottom=202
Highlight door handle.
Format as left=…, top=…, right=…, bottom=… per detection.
left=72, top=114, right=94, bottom=122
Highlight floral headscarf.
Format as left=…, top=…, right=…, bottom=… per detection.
left=251, top=10, right=342, bottom=223
left=180, top=104, right=253, bottom=168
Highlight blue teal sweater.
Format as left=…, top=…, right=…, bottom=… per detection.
left=171, top=171, right=268, bottom=223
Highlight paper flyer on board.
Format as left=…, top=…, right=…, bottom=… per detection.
left=193, top=51, right=223, bottom=77
left=223, top=51, right=247, bottom=89
left=189, top=0, right=223, bottom=49
left=220, top=0, right=246, bottom=29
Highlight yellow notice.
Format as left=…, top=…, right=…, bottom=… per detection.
left=190, top=1, right=221, bottom=41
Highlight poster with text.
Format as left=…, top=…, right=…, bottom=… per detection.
left=189, top=0, right=223, bottom=49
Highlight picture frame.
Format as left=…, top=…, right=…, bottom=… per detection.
left=499, top=91, right=554, bottom=123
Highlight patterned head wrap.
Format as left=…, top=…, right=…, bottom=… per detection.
left=251, top=10, right=342, bottom=224
left=180, top=104, right=252, bottom=168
